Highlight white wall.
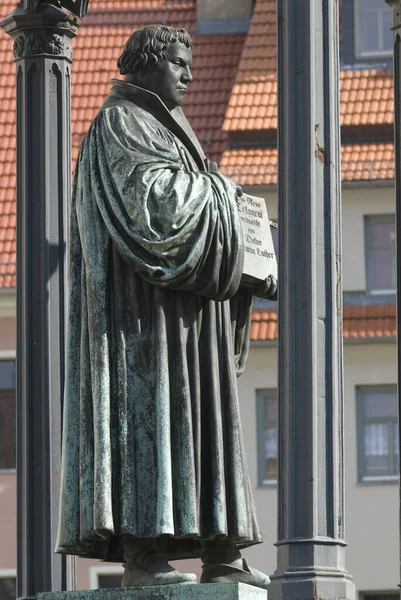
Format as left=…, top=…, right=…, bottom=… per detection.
left=343, top=342, right=398, bottom=592
left=342, top=185, right=395, bottom=293
left=237, top=346, right=278, bottom=577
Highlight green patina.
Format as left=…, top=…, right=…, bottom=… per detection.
left=39, top=583, right=267, bottom=600
left=55, top=79, right=263, bottom=563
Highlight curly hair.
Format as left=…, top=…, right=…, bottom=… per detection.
left=117, top=25, right=193, bottom=75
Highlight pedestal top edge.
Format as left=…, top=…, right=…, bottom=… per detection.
left=38, top=583, right=267, bottom=600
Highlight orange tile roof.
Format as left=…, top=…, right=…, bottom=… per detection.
left=85, top=0, right=196, bottom=30
left=0, top=0, right=244, bottom=289
left=251, top=304, right=396, bottom=342
left=220, top=142, right=395, bottom=186
left=0, top=0, right=397, bottom=289
left=70, top=0, right=244, bottom=162
left=223, top=0, right=394, bottom=132
left=223, top=0, right=277, bottom=132
left=341, top=69, right=394, bottom=127
left=0, top=2, right=16, bottom=289
left=251, top=307, right=278, bottom=342
left=220, top=148, right=277, bottom=186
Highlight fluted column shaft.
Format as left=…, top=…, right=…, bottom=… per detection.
left=0, top=4, right=77, bottom=598
left=270, top=2, right=355, bottom=599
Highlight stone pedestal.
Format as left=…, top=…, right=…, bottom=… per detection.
left=39, top=584, right=267, bottom=600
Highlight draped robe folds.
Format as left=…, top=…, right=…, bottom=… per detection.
left=56, top=81, right=263, bottom=562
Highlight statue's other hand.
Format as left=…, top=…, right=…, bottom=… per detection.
left=235, top=185, right=244, bottom=210
left=205, top=159, right=219, bottom=173
left=254, top=275, right=277, bottom=301
left=236, top=185, right=244, bottom=197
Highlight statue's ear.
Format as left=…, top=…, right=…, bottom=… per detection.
left=25, top=0, right=90, bottom=18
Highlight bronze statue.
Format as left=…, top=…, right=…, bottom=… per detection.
left=56, top=24, right=276, bottom=590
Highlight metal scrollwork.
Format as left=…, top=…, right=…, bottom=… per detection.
left=13, top=35, right=25, bottom=59
left=45, top=34, right=64, bottom=54
left=13, top=33, right=65, bottom=58
left=24, top=0, right=90, bottom=18
left=25, top=33, right=44, bottom=56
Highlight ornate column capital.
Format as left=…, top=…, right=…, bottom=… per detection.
left=0, top=2, right=78, bottom=61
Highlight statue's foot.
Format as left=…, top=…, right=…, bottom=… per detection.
left=200, top=558, right=270, bottom=590
left=122, top=553, right=197, bottom=587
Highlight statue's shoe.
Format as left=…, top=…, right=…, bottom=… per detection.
left=122, top=554, right=197, bottom=587
left=200, top=558, right=270, bottom=590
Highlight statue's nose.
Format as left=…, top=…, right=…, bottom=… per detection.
left=183, top=67, right=193, bottom=83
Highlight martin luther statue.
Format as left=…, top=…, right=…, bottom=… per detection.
left=56, top=24, right=276, bottom=590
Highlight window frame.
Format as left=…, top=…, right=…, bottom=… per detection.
left=364, top=214, right=396, bottom=295
left=357, top=385, right=399, bottom=484
left=354, top=0, right=393, bottom=59
left=361, top=592, right=400, bottom=600
left=256, top=388, right=278, bottom=487
left=89, top=565, right=124, bottom=589
left=0, top=352, right=16, bottom=473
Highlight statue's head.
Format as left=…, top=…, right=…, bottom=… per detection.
left=118, top=25, right=193, bottom=110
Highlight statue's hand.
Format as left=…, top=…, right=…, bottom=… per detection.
left=206, top=159, right=219, bottom=173
left=253, top=275, right=277, bottom=301
left=235, top=185, right=243, bottom=210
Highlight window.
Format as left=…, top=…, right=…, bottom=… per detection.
left=355, top=0, right=393, bottom=58
left=0, top=361, right=16, bottom=470
left=357, top=386, right=398, bottom=482
left=89, top=566, right=123, bottom=590
left=0, top=574, right=16, bottom=600
left=98, top=574, right=122, bottom=588
left=365, top=215, right=396, bottom=294
left=257, top=389, right=278, bottom=485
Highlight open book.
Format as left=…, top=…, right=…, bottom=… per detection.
left=237, top=193, right=278, bottom=285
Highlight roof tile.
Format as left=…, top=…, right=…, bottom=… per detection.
left=0, top=0, right=244, bottom=288
left=220, top=143, right=395, bottom=186
left=223, top=0, right=394, bottom=132
left=251, top=305, right=396, bottom=342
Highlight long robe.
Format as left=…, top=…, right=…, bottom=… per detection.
left=56, top=81, right=262, bottom=562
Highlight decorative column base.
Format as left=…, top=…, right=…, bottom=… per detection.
left=269, top=542, right=354, bottom=600
left=269, top=571, right=354, bottom=600
left=39, top=584, right=268, bottom=600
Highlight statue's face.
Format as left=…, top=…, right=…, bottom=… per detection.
left=142, top=41, right=193, bottom=110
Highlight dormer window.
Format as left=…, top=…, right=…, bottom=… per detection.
left=354, top=0, right=393, bottom=59
left=196, top=0, right=253, bottom=34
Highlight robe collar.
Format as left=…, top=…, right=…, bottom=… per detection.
left=109, top=79, right=207, bottom=171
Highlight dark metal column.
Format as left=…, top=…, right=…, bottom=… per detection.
left=0, top=2, right=86, bottom=597
left=269, top=1, right=355, bottom=599
left=386, top=1, right=401, bottom=594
